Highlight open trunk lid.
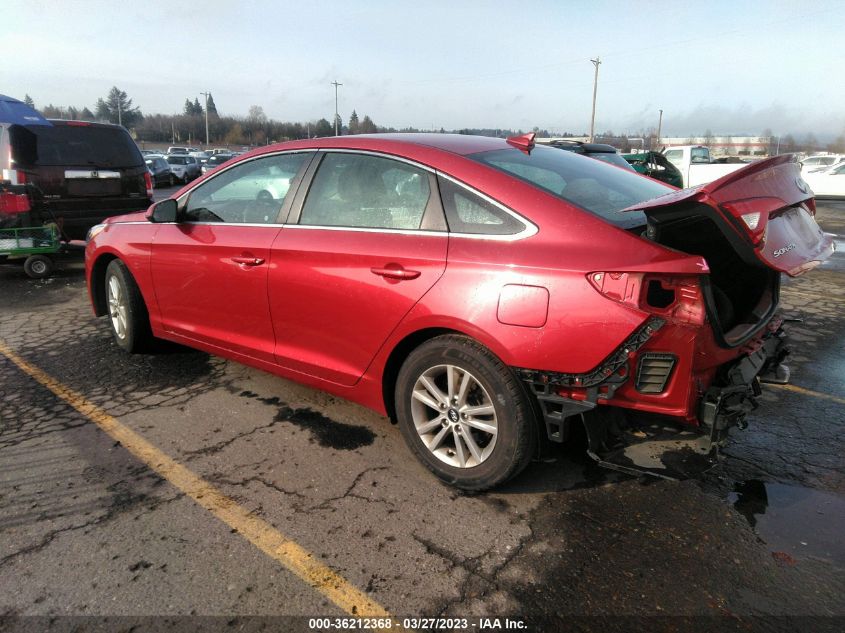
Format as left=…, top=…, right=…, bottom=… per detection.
left=624, top=155, right=834, bottom=276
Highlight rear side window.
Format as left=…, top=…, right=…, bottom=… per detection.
left=14, top=124, right=142, bottom=167
left=470, top=145, right=672, bottom=228
left=300, top=153, right=431, bottom=230
left=438, top=177, right=525, bottom=235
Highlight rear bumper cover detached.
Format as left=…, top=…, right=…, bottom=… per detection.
left=699, top=318, right=789, bottom=446
left=516, top=316, right=790, bottom=449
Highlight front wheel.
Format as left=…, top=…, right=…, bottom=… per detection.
left=395, top=335, right=536, bottom=491
left=105, top=259, right=152, bottom=353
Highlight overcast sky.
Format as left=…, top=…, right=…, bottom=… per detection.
left=3, top=0, right=844, bottom=137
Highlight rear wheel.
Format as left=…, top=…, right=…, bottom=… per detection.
left=23, top=255, right=54, bottom=279
left=105, top=259, right=152, bottom=353
left=169, top=173, right=175, bottom=187
left=395, top=335, right=536, bottom=491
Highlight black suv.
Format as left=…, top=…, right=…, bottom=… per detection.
left=4, top=120, right=152, bottom=240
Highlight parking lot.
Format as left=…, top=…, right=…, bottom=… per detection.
left=1, top=196, right=843, bottom=631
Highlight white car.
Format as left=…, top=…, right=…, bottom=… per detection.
left=803, top=161, right=845, bottom=198
left=800, top=154, right=843, bottom=172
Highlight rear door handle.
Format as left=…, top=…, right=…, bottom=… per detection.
left=231, top=256, right=265, bottom=266
left=370, top=266, right=421, bottom=280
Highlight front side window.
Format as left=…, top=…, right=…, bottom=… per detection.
left=299, top=153, right=431, bottom=230
left=183, top=153, right=307, bottom=223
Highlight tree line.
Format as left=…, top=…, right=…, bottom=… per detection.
left=22, top=87, right=845, bottom=154
left=26, top=87, right=390, bottom=147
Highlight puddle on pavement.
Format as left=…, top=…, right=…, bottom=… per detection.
left=729, top=480, right=845, bottom=565
left=274, top=405, right=376, bottom=450
left=238, top=390, right=376, bottom=450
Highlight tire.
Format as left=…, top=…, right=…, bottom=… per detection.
left=169, top=173, right=175, bottom=187
left=395, top=335, right=536, bottom=491
left=23, top=255, right=54, bottom=279
left=104, top=259, right=152, bottom=353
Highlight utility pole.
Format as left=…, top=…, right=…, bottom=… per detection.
left=656, top=109, right=663, bottom=149
left=331, top=80, right=343, bottom=136
left=200, top=91, right=211, bottom=146
left=117, top=100, right=122, bottom=127
left=589, top=57, right=601, bottom=142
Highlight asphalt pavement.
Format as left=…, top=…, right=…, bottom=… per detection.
left=1, top=200, right=843, bottom=633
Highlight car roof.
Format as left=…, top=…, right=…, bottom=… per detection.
left=255, top=133, right=512, bottom=158
left=45, top=119, right=124, bottom=130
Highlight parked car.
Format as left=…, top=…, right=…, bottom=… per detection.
left=189, top=150, right=211, bottom=165
left=85, top=133, right=833, bottom=490
left=622, top=150, right=684, bottom=188
left=165, top=155, right=196, bottom=183
left=802, top=161, right=845, bottom=198
left=167, top=146, right=189, bottom=155
left=0, top=119, right=152, bottom=240
left=184, top=155, right=201, bottom=180
left=146, top=157, right=175, bottom=188
left=536, top=139, right=635, bottom=171
left=800, top=154, right=843, bottom=172
left=201, top=153, right=234, bottom=174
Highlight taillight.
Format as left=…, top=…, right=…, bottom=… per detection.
left=720, top=200, right=769, bottom=245
left=144, top=171, right=153, bottom=198
left=15, top=170, right=27, bottom=184
left=588, top=272, right=706, bottom=326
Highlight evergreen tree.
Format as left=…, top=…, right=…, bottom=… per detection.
left=348, top=110, right=359, bottom=134
left=95, top=87, right=141, bottom=127
left=206, top=93, right=218, bottom=117
left=360, top=115, right=377, bottom=134
left=314, top=118, right=333, bottom=137
left=193, top=97, right=203, bottom=115
left=23, top=94, right=35, bottom=108
left=184, top=99, right=195, bottom=116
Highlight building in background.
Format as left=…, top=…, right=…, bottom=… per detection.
left=659, top=136, right=773, bottom=157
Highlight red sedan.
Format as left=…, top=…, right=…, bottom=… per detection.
left=85, top=133, right=834, bottom=490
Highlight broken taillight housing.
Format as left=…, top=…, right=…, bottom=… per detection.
left=588, top=272, right=706, bottom=326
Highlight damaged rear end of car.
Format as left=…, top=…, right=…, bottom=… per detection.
left=520, top=155, right=834, bottom=478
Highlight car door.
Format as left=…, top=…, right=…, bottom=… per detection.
left=150, top=151, right=312, bottom=362
left=268, top=151, right=448, bottom=386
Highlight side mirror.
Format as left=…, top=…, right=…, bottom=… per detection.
left=148, top=199, right=177, bottom=223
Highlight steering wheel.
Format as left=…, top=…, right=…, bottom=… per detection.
left=244, top=189, right=277, bottom=223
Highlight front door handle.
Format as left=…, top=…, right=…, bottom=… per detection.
left=231, top=256, right=265, bottom=266
left=370, top=266, right=421, bottom=280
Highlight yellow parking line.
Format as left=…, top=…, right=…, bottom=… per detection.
left=766, top=382, right=845, bottom=406
left=0, top=340, right=391, bottom=619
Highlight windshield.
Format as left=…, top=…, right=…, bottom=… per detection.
left=16, top=124, right=142, bottom=167
left=470, top=145, right=672, bottom=228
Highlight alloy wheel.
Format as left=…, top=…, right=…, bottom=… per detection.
left=410, top=364, right=498, bottom=468
left=107, top=275, right=128, bottom=340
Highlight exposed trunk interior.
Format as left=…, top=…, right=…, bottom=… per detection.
left=647, top=209, right=779, bottom=346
